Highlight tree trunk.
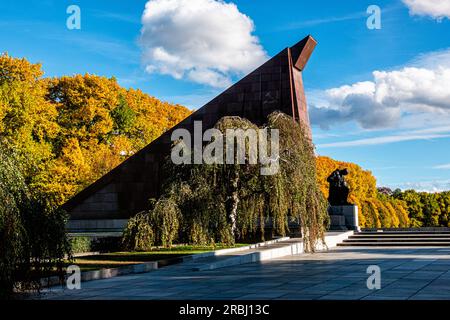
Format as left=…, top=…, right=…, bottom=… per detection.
left=230, top=171, right=239, bottom=236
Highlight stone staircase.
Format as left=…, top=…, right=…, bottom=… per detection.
left=338, top=230, right=450, bottom=247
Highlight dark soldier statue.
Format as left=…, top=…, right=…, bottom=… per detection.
left=327, top=169, right=350, bottom=206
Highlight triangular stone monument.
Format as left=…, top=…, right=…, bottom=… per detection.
left=66, top=35, right=317, bottom=222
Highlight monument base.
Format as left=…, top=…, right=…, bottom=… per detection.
left=329, top=205, right=360, bottom=231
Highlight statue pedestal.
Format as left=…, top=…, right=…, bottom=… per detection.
left=329, top=205, right=360, bottom=231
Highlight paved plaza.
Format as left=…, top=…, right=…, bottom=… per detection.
left=41, top=246, right=450, bottom=300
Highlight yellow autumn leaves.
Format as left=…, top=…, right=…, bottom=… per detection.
left=0, top=53, right=191, bottom=208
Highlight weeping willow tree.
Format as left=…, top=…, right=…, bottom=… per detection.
left=262, top=112, right=329, bottom=251
left=0, top=141, right=70, bottom=298
left=123, top=111, right=328, bottom=252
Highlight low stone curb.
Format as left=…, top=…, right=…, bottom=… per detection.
left=40, top=261, right=159, bottom=288
left=67, top=251, right=101, bottom=258
left=183, top=236, right=291, bottom=262
left=193, top=242, right=303, bottom=271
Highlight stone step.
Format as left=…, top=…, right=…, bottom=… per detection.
left=349, top=234, right=450, bottom=239
left=338, top=241, right=450, bottom=246
left=344, top=238, right=450, bottom=242
left=339, top=230, right=450, bottom=247
left=350, top=234, right=450, bottom=238
left=356, top=231, right=450, bottom=235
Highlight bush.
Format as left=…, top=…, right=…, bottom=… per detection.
left=151, top=198, right=180, bottom=247
left=122, top=212, right=155, bottom=251
left=70, top=237, right=92, bottom=254
left=0, top=180, right=24, bottom=297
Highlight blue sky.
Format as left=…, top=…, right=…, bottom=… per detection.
left=1, top=0, right=450, bottom=191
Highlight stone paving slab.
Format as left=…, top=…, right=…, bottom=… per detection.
left=38, top=246, right=450, bottom=300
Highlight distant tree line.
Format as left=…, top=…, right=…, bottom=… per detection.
left=386, top=188, right=450, bottom=228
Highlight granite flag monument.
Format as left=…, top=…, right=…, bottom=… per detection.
left=65, top=35, right=318, bottom=230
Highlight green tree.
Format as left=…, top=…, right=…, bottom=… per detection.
left=110, top=95, right=136, bottom=135
left=422, top=193, right=441, bottom=227
left=396, top=190, right=424, bottom=227
left=0, top=142, right=69, bottom=298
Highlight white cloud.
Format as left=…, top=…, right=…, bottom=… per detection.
left=433, top=163, right=450, bottom=169
left=326, top=81, right=375, bottom=104
left=310, top=48, right=450, bottom=130
left=316, top=123, right=450, bottom=149
left=402, top=0, right=450, bottom=20
left=411, top=48, right=450, bottom=69
left=140, top=0, right=268, bottom=88
left=317, top=133, right=450, bottom=149
left=395, top=179, right=450, bottom=193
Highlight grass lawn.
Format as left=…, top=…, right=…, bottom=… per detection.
left=68, top=243, right=250, bottom=272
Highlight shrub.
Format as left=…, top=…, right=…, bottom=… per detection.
left=122, top=212, right=154, bottom=251
left=151, top=198, right=180, bottom=247
left=70, top=237, right=92, bottom=254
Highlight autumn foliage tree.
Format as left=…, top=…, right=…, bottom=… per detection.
left=0, top=54, right=58, bottom=182
left=0, top=53, right=191, bottom=209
